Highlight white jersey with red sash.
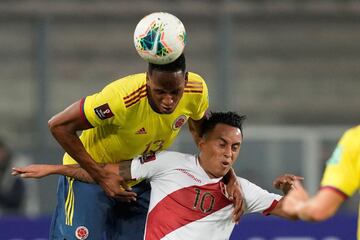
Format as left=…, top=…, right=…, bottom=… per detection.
left=131, top=151, right=281, bottom=240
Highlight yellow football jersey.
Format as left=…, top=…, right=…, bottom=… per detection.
left=321, top=125, right=360, bottom=239
left=63, top=72, right=208, bottom=166
left=321, top=125, right=360, bottom=196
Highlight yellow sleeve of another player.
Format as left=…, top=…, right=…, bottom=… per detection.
left=189, top=73, right=209, bottom=120
left=83, top=81, right=126, bottom=127
left=321, top=128, right=360, bottom=197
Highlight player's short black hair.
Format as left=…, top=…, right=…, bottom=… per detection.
left=148, top=53, right=186, bottom=74
left=200, top=111, right=246, bottom=138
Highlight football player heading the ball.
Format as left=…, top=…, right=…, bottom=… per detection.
left=44, top=12, right=243, bottom=240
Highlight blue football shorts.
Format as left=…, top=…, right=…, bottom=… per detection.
left=49, top=176, right=150, bottom=240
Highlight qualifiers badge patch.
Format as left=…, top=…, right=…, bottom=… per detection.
left=94, top=103, right=114, bottom=120
left=172, top=115, right=187, bottom=130
left=140, top=152, right=157, bottom=164
left=75, top=226, right=89, bottom=240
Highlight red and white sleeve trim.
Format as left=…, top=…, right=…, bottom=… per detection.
left=262, top=199, right=279, bottom=216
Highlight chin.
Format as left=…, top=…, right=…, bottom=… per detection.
left=219, top=169, right=230, bottom=178
left=161, top=108, right=175, bottom=114
left=213, top=171, right=226, bottom=178
left=220, top=172, right=228, bottom=178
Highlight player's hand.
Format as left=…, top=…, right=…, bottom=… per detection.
left=97, top=171, right=137, bottom=202
left=282, top=180, right=309, bottom=216
left=12, top=165, right=53, bottom=178
left=273, top=174, right=304, bottom=195
left=225, top=179, right=244, bottom=224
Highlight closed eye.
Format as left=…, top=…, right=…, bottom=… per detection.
left=171, top=89, right=181, bottom=95
left=232, top=145, right=240, bottom=152
left=218, top=139, right=226, bottom=148
left=155, top=89, right=166, bottom=94
left=231, top=146, right=240, bottom=152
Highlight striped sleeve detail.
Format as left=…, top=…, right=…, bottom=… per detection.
left=184, top=81, right=203, bottom=94
left=79, top=97, right=93, bottom=128
left=123, top=84, right=147, bottom=108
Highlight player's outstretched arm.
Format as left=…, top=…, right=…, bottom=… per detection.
left=12, top=162, right=133, bottom=182
left=12, top=164, right=97, bottom=183
left=282, top=181, right=344, bottom=221
left=12, top=164, right=68, bottom=179
left=12, top=161, right=137, bottom=201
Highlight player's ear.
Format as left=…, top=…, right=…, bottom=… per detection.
left=146, top=73, right=152, bottom=88
left=198, top=136, right=206, bottom=149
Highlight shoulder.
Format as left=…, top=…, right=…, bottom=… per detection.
left=183, top=72, right=208, bottom=97
left=156, top=151, right=193, bottom=162
left=187, top=72, right=207, bottom=85
left=107, top=73, right=146, bottom=94
left=102, top=73, right=147, bottom=107
left=84, top=73, right=146, bottom=116
left=342, top=125, right=360, bottom=142
left=135, top=151, right=192, bottom=173
left=237, top=177, right=252, bottom=189
left=237, top=177, right=267, bottom=195
left=338, top=126, right=360, bottom=156
left=149, top=151, right=194, bottom=169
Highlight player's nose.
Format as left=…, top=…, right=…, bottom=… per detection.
left=162, top=94, right=174, bottom=106
left=224, top=145, right=232, bottom=158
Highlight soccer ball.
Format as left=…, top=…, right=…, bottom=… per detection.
left=133, top=12, right=186, bottom=65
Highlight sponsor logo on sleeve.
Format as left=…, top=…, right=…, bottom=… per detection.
left=94, top=103, right=114, bottom=120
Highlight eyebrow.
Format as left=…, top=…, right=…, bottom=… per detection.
left=219, top=137, right=241, bottom=146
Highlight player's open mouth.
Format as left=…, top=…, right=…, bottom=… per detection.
left=221, top=161, right=230, bottom=168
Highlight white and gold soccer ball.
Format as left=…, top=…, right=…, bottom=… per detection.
left=134, top=12, right=186, bottom=65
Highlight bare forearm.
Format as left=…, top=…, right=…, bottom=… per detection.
left=286, top=188, right=344, bottom=221
left=51, top=129, right=102, bottom=180
left=13, top=164, right=95, bottom=183
left=26, top=164, right=97, bottom=183
left=271, top=198, right=299, bottom=220
left=117, top=160, right=132, bottom=180
left=48, top=107, right=105, bottom=182
left=34, top=162, right=131, bottom=183
left=296, top=198, right=337, bottom=221
left=301, top=189, right=344, bottom=221
left=57, top=164, right=96, bottom=183
left=58, top=161, right=132, bottom=183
